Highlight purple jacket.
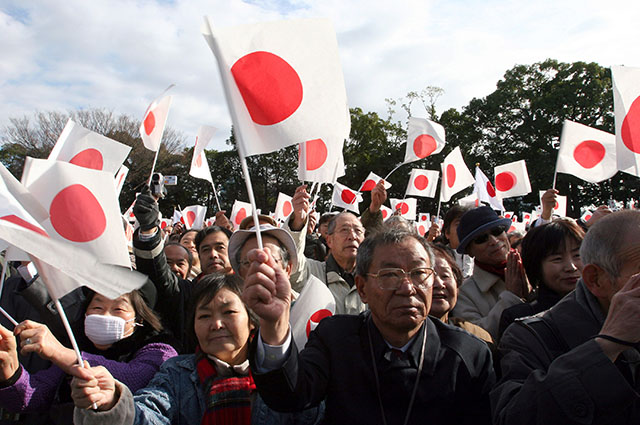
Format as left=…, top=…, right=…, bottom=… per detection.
left=0, top=342, right=177, bottom=412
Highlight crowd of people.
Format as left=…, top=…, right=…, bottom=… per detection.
left=1, top=178, right=639, bottom=424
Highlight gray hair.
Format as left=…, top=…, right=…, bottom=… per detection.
left=327, top=211, right=360, bottom=235
left=580, top=210, right=640, bottom=278
left=234, top=234, right=291, bottom=269
left=384, top=215, right=418, bottom=234
left=355, top=229, right=435, bottom=277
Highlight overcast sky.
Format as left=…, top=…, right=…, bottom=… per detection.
left=2, top=0, right=639, bottom=152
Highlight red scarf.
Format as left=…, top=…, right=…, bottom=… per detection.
left=196, top=348, right=256, bottom=425
left=474, top=259, right=507, bottom=280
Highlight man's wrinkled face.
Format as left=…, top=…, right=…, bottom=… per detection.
left=326, top=214, right=365, bottom=265
left=199, top=231, right=232, bottom=275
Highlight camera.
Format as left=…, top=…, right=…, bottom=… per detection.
left=150, top=173, right=167, bottom=199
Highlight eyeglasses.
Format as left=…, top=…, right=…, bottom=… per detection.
left=472, top=226, right=506, bottom=245
left=367, top=267, right=436, bottom=290
left=333, top=226, right=365, bottom=238
left=239, top=257, right=283, bottom=269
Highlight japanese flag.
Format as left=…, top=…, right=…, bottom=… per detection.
left=416, top=213, right=431, bottom=236
left=405, top=169, right=439, bottom=198
left=160, top=218, right=172, bottom=231
left=440, top=147, right=475, bottom=203
left=521, top=211, right=534, bottom=226
left=230, top=200, right=253, bottom=229
left=172, top=209, right=182, bottom=225
left=202, top=18, right=350, bottom=158
left=503, top=211, right=514, bottom=220
left=290, top=276, right=335, bottom=350
left=507, top=220, right=526, bottom=234
left=404, top=117, right=445, bottom=163
left=612, top=65, right=640, bottom=176
left=580, top=210, right=593, bottom=222
left=123, top=199, right=136, bottom=223
left=181, top=205, right=207, bottom=230
left=189, top=125, right=216, bottom=183
left=298, top=139, right=346, bottom=184
left=494, top=160, right=531, bottom=199
left=274, top=193, right=294, bottom=222
left=140, top=89, right=173, bottom=152
left=0, top=164, right=145, bottom=300
left=331, top=183, right=362, bottom=214
left=458, top=192, right=480, bottom=208
left=474, top=167, right=504, bottom=211
left=380, top=205, right=393, bottom=222
left=21, top=158, right=130, bottom=267
left=359, top=171, right=391, bottom=192
left=539, top=191, right=567, bottom=217
left=556, top=120, right=617, bottom=183
left=114, top=165, right=128, bottom=198
left=49, top=120, right=131, bottom=175
left=390, top=198, right=417, bottom=221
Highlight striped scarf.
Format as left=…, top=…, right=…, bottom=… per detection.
left=196, top=348, right=256, bottom=425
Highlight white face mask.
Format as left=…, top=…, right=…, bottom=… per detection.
left=84, top=314, right=137, bottom=346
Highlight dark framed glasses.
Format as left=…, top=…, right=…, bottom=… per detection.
left=366, top=267, right=436, bottom=290
left=472, top=226, right=506, bottom=245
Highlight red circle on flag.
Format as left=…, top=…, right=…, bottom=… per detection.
left=486, top=182, right=496, bottom=197
left=186, top=211, right=196, bottom=227
left=573, top=140, right=606, bottom=169
left=231, top=51, right=303, bottom=126
left=0, top=215, right=48, bottom=237
left=160, top=220, right=168, bottom=229
left=70, top=149, right=104, bottom=171
left=382, top=209, right=389, bottom=219
left=414, top=175, right=429, bottom=190
left=508, top=225, right=516, bottom=232
left=584, top=213, right=592, bottom=221
left=413, top=134, right=438, bottom=158
left=554, top=201, right=559, bottom=210
left=304, top=139, right=328, bottom=171
left=622, top=96, right=640, bottom=154
left=143, top=111, right=156, bottom=136
left=420, top=215, right=428, bottom=221
left=306, top=309, right=332, bottom=337
left=234, top=208, right=247, bottom=225
left=341, top=189, right=356, bottom=204
left=418, top=224, right=426, bottom=236
left=397, top=202, right=409, bottom=215
left=495, top=171, right=516, bottom=192
left=283, top=201, right=293, bottom=217
left=361, top=179, right=376, bottom=191
left=50, top=184, right=107, bottom=242
left=446, top=164, right=456, bottom=188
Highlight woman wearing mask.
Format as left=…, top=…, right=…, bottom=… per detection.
left=0, top=289, right=177, bottom=423
left=70, top=274, right=322, bottom=425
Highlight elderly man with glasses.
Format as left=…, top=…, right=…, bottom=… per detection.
left=242, top=228, right=495, bottom=425
left=451, top=206, right=531, bottom=340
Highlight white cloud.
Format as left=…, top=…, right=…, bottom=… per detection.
left=1, top=0, right=640, bottom=154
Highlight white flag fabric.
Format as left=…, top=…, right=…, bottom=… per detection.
left=507, top=221, right=526, bottom=234
left=290, top=276, right=335, bottom=350
left=331, top=183, right=362, bottom=214
left=181, top=205, right=207, bottom=230
left=474, top=167, right=504, bottom=211
left=160, top=218, right=172, bottom=231
left=380, top=205, right=392, bottom=222
left=140, top=92, right=173, bottom=152
left=556, top=120, right=617, bottom=183
left=114, top=165, right=128, bottom=198
left=202, top=18, right=350, bottom=158
left=172, top=209, right=182, bottom=225
left=538, top=191, right=567, bottom=217
left=230, top=200, right=253, bottom=229
left=612, top=65, right=640, bottom=176
left=494, top=160, right=531, bottom=199
left=298, top=138, right=346, bottom=184
left=503, top=211, right=514, bottom=220
left=358, top=171, right=391, bottom=192
left=390, top=198, right=417, bottom=221
left=416, top=213, right=431, bottom=237
left=49, top=120, right=131, bottom=175
left=22, top=158, right=130, bottom=267
left=404, top=117, right=446, bottom=163
left=189, top=125, right=216, bottom=183
left=440, top=147, right=475, bottom=202
left=405, top=169, right=439, bottom=198
left=458, top=192, right=480, bottom=208
left=274, top=193, right=294, bottom=222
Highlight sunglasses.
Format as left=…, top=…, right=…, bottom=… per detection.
left=472, top=226, right=506, bottom=245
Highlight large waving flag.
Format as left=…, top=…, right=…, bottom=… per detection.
left=611, top=65, right=640, bottom=176
left=21, top=158, right=130, bottom=267
left=474, top=167, right=504, bottom=211
left=298, top=139, right=346, bottom=184
left=440, top=147, right=475, bottom=202
left=49, top=120, right=131, bottom=175
left=494, top=160, right=531, bottom=199
left=140, top=88, right=173, bottom=152
left=404, top=117, right=446, bottom=163
left=556, top=120, right=617, bottom=183
left=189, top=125, right=216, bottom=183
left=202, top=18, right=350, bottom=158
left=405, top=169, right=439, bottom=198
